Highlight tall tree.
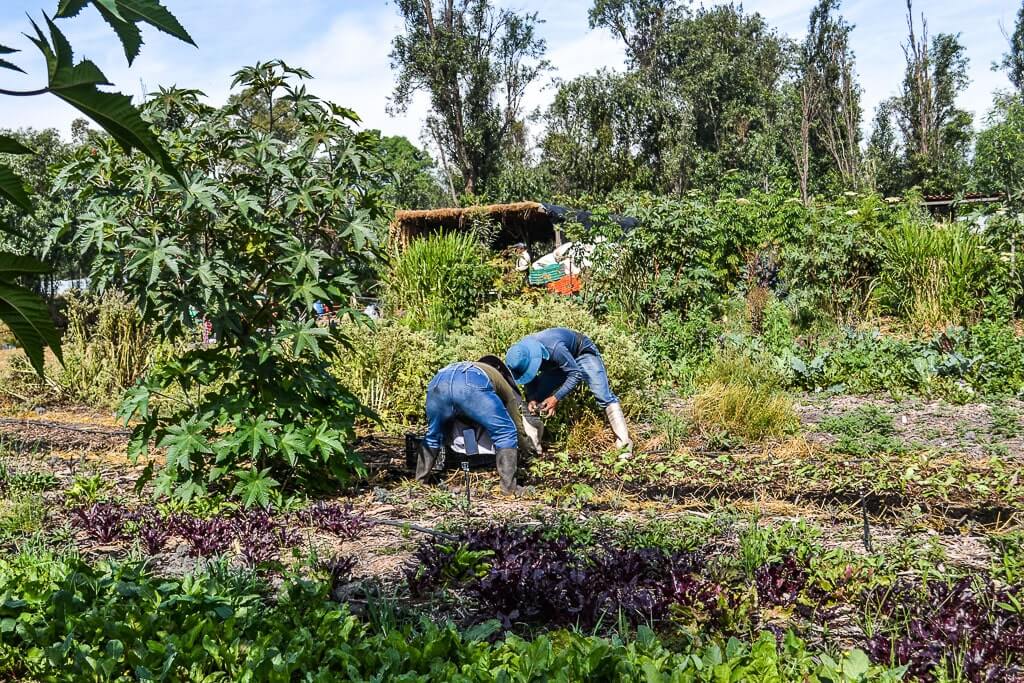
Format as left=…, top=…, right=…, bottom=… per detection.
left=789, top=0, right=864, bottom=202
left=973, top=93, right=1024, bottom=205
left=887, top=1, right=972, bottom=194
left=584, top=1, right=791, bottom=193
left=662, top=4, right=791, bottom=191
left=389, top=0, right=549, bottom=196
left=808, top=0, right=863, bottom=189
left=375, top=133, right=446, bottom=209
left=542, top=70, right=683, bottom=196
left=1002, top=2, right=1024, bottom=93
left=866, top=100, right=906, bottom=196
left=588, top=0, right=683, bottom=75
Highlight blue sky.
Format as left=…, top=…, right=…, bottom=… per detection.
left=0, top=1, right=1018, bottom=146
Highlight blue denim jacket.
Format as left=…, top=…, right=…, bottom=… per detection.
left=524, top=328, right=618, bottom=407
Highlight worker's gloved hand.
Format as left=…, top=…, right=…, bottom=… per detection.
left=539, top=396, right=558, bottom=417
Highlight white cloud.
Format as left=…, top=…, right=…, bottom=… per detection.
left=282, top=10, right=430, bottom=142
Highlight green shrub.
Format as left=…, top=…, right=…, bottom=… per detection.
left=875, top=219, right=1010, bottom=329
left=331, top=320, right=455, bottom=432
left=781, top=194, right=904, bottom=324
left=640, top=308, right=724, bottom=389
left=387, top=232, right=498, bottom=335
left=60, top=67, right=387, bottom=502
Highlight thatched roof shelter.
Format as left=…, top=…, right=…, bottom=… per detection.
left=391, top=201, right=638, bottom=249
left=392, top=202, right=551, bottom=248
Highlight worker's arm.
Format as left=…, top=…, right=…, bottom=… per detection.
left=547, top=343, right=585, bottom=401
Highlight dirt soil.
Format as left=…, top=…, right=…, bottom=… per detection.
left=798, top=394, right=1024, bottom=459
left=0, top=396, right=1017, bottom=583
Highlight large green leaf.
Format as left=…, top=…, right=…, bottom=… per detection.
left=115, top=0, right=196, bottom=46
left=0, top=254, right=50, bottom=276
left=0, top=136, right=33, bottom=155
left=0, top=164, right=32, bottom=212
left=0, top=254, right=62, bottom=375
left=95, top=3, right=143, bottom=64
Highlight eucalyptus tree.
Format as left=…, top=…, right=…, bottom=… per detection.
left=389, top=0, right=550, bottom=196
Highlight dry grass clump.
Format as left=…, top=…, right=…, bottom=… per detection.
left=690, top=381, right=798, bottom=443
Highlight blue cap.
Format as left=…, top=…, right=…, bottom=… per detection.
left=505, top=337, right=545, bottom=385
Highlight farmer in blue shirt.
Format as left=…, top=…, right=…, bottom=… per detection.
left=417, top=358, right=541, bottom=495
left=505, top=328, right=632, bottom=454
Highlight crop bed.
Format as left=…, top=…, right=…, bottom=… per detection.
left=1, top=396, right=1023, bottom=681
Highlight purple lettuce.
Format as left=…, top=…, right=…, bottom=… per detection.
left=70, top=503, right=128, bottom=543
left=297, top=502, right=372, bottom=540
left=865, top=578, right=1024, bottom=682
left=169, top=514, right=235, bottom=557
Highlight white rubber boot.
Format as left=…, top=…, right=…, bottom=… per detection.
left=605, top=403, right=633, bottom=456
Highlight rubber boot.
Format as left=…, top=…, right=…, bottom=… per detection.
left=415, top=443, right=440, bottom=484
left=605, top=403, right=633, bottom=456
left=495, top=447, right=524, bottom=495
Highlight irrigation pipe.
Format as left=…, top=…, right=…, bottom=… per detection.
left=367, top=518, right=457, bottom=541
left=0, top=418, right=130, bottom=437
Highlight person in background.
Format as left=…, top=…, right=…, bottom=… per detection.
left=417, top=357, right=541, bottom=495
left=505, top=327, right=632, bottom=454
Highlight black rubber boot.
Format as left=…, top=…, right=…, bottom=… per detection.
left=495, top=447, right=523, bottom=495
left=415, top=443, right=440, bottom=484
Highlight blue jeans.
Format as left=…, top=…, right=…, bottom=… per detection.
left=526, top=338, right=619, bottom=408
left=424, top=362, right=518, bottom=451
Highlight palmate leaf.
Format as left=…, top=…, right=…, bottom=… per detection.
left=95, top=3, right=142, bottom=64
left=116, top=0, right=195, bottom=46
left=0, top=254, right=62, bottom=375
left=0, top=164, right=32, bottom=212
left=231, top=468, right=278, bottom=509
left=0, top=43, right=24, bottom=73
left=158, top=418, right=213, bottom=472
left=53, top=86, right=182, bottom=184
left=58, top=0, right=195, bottom=64
left=24, top=16, right=183, bottom=183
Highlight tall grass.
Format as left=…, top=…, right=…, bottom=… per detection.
left=330, top=320, right=454, bottom=431
left=691, top=351, right=797, bottom=443
left=0, top=291, right=158, bottom=408
left=386, top=233, right=497, bottom=336
left=690, top=381, right=798, bottom=443
left=876, top=219, right=1007, bottom=329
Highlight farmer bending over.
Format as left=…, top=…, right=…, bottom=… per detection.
left=417, top=357, right=541, bottom=495
left=505, top=328, right=632, bottom=454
